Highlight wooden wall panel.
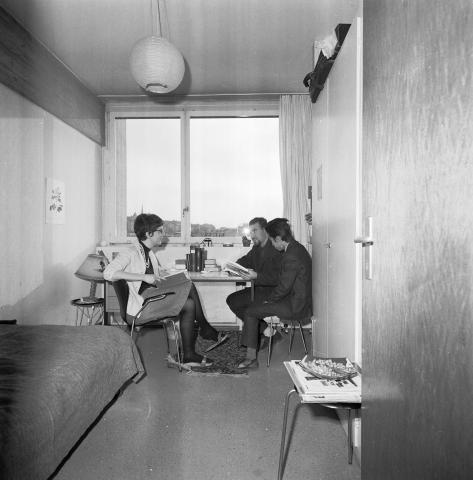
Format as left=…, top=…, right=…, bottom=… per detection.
left=362, top=1, right=473, bottom=478
left=0, top=6, right=104, bottom=145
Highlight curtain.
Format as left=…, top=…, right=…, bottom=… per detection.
left=279, top=94, right=312, bottom=247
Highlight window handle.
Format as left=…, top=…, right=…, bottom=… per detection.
left=182, top=206, right=189, bottom=218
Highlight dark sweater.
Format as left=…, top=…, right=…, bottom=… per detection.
left=237, top=240, right=282, bottom=287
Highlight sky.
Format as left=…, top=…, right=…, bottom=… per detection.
left=126, top=117, right=282, bottom=228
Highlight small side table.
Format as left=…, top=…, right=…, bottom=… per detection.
left=71, top=298, right=104, bottom=326
left=278, top=361, right=361, bottom=480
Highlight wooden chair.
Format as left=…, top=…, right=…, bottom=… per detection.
left=264, top=316, right=309, bottom=367
left=112, top=280, right=184, bottom=372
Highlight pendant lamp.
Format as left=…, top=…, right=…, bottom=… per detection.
left=129, top=0, right=185, bottom=94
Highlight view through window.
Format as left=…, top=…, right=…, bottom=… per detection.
left=126, top=116, right=282, bottom=241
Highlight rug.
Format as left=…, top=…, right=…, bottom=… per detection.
left=169, top=331, right=249, bottom=376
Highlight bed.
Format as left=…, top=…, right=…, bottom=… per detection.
left=0, top=324, right=144, bottom=480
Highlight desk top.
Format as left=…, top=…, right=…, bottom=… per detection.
left=188, top=271, right=252, bottom=283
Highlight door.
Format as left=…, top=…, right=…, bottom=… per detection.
left=312, top=17, right=363, bottom=362
left=362, top=1, right=473, bottom=478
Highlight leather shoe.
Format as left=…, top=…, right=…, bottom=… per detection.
left=237, top=358, right=259, bottom=370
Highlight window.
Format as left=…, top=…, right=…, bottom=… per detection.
left=189, top=117, right=281, bottom=239
left=107, top=104, right=282, bottom=244
left=126, top=118, right=182, bottom=238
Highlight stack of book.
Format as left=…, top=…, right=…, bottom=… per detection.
left=284, top=356, right=361, bottom=403
left=174, top=258, right=187, bottom=270
left=203, top=259, right=221, bottom=273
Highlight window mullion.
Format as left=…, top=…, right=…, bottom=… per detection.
left=181, top=112, right=190, bottom=243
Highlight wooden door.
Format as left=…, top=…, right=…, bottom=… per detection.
left=362, top=1, right=473, bottom=478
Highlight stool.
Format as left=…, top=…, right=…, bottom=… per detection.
left=264, top=316, right=309, bottom=367
left=278, top=388, right=361, bottom=479
left=71, top=298, right=104, bottom=326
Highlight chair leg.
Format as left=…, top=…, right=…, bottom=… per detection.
left=288, top=321, right=295, bottom=353
left=267, top=321, right=274, bottom=367
left=298, top=320, right=308, bottom=354
left=172, top=321, right=182, bottom=373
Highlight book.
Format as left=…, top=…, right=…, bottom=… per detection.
left=223, top=261, right=250, bottom=277
left=284, top=360, right=361, bottom=403
left=142, top=272, right=190, bottom=300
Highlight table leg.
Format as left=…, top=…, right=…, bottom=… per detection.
left=347, top=408, right=353, bottom=464
left=278, top=388, right=297, bottom=480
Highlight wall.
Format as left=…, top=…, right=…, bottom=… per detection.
left=0, top=83, right=102, bottom=325
left=362, top=1, right=473, bottom=478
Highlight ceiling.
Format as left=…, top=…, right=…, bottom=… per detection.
left=0, top=0, right=358, bottom=98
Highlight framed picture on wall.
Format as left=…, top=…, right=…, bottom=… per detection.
left=45, top=177, right=66, bottom=224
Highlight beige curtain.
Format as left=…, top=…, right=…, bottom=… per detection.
left=279, top=94, right=312, bottom=246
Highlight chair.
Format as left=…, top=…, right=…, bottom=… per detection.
left=264, top=316, right=309, bottom=367
left=112, top=280, right=184, bottom=372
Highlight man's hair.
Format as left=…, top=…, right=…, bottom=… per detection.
left=134, top=213, right=163, bottom=241
left=265, top=218, right=293, bottom=242
left=249, top=217, right=267, bottom=229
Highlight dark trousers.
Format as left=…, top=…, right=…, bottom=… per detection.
left=226, top=286, right=273, bottom=321
left=240, top=300, right=293, bottom=350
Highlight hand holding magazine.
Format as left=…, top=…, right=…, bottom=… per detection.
left=223, top=261, right=251, bottom=277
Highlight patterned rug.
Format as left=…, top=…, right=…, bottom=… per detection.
left=182, top=330, right=249, bottom=376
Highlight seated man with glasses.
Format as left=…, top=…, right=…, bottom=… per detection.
left=104, top=213, right=227, bottom=367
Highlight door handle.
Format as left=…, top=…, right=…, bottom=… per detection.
left=354, top=236, right=373, bottom=247
left=324, top=242, right=332, bottom=248
left=355, top=217, right=373, bottom=280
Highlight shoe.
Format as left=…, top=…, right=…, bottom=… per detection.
left=237, top=358, right=259, bottom=370
left=182, top=356, right=214, bottom=368
left=204, top=332, right=229, bottom=353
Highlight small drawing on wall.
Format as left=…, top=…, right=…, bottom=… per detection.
left=45, top=178, right=66, bottom=224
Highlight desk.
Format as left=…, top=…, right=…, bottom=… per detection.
left=279, top=360, right=361, bottom=479
left=189, top=271, right=254, bottom=301
left=104, top=272, right=254, bottom=328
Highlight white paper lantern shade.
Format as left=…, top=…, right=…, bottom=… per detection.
left=130, top=36, right=185, bottom=94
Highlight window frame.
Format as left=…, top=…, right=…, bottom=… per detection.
left=102, top=99, right=280, bottom=245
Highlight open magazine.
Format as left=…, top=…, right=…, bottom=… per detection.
left=284, top=358, right=361, bottom=403
left=223, top=261, right=250, bottom=277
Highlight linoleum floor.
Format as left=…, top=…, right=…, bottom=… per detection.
left=53, top=327, right=361, bottom=480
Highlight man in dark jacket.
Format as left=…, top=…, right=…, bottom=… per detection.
left=226, top=217, right=282, bottom=322
left=237, top=218, right=312, bottom=369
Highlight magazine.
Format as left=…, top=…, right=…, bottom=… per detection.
left=141, top=272, right=190, bottom=300
left=284, top=359, right=361, bottom=403
left=223, top=261, right=250, bottom=277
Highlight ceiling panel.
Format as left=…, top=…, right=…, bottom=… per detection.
left=0, top=0, right=359, bottom=97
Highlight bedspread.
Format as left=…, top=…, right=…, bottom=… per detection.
left=0, top=325, right=144, bottom=480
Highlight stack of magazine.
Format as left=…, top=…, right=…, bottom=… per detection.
left=223, top=261, right=250, bottom=277
left=284, top=355, right=361, bottom=403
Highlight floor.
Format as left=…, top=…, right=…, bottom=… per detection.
left=53, top=327, right=361, bottom=480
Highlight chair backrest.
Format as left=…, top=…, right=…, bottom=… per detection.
left=112, top=280, right=130, bottom=325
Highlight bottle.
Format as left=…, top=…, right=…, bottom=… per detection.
left=195, top=247, right=202, bottom=272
